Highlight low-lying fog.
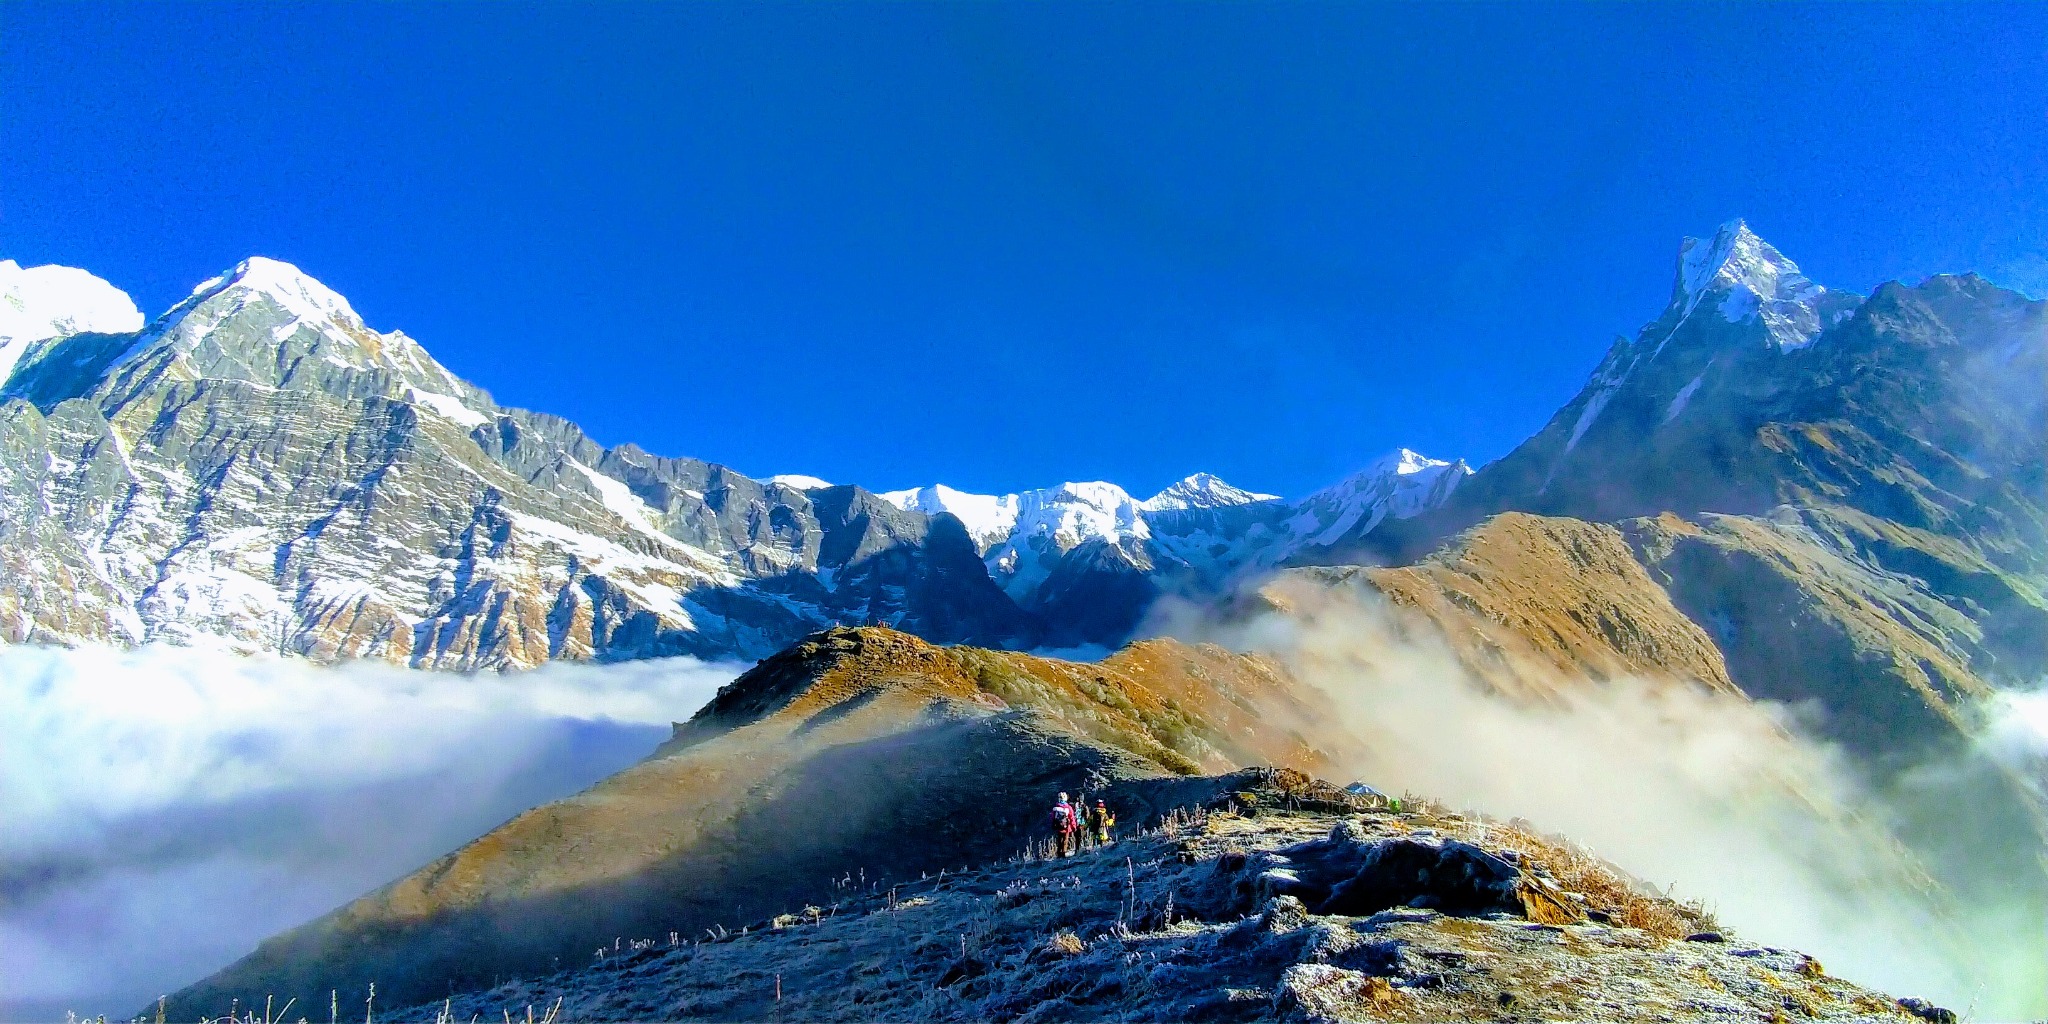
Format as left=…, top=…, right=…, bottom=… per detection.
left=0, top=643, right=737, bottom=1021
left=9, top=617, right=2043, bottom=1021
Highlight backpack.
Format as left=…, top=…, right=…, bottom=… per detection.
left=1051, top=802, right=1077, bottom=832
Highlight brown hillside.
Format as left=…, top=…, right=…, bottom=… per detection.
left=1256, top=512, right=1738, bottom=701
left=674, top=625, right=1340, bottom=774
left=1623, top=509, right=2001, bottom=760
left=167, top=627, right=1352, bottom=1016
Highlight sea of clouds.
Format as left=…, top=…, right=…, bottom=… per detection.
left=0, top=642, right=738, bottom=1020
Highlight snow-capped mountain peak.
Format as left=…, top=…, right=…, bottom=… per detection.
left=1038, top=480, right=1141, bottom=519
left=1670, top=220, right=1833, bottom=350
left=1280, top=449, right=1471, bottom=550
left=879, top=484, right=1024, bottom=551
left=882, top=455, right=1466, bottom=603
left=1375, top=447, right=1448, bottom=478
left=107, top=256, right=476, bottom=403
left=1141, top=473, right=1281, bottom=511
left=210, top=256, right=362, bottom=326
left=0, top=259, right=144, bottom=385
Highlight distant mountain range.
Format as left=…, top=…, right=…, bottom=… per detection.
left=2, top=223, right=2040, bottom=735
left=0, top=256, right=1468, bottom=664
left=4, top=225, right=2040, bottom=755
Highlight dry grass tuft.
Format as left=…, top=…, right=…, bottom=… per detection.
left=1043, top=930, right=1085, bottom=958
left=1359, top=975, right=1404, bottom=1014
left=1515, top=881, right=1583, bottom=925
left=1398, top=792, right=1453, bottom=817
left=1489, top=820, right=1718, bottom=940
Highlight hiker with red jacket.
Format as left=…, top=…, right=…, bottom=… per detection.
left=1049, top=792, right=1081, bottom=857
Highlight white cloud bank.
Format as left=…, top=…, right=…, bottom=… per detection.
left=0, top=643, right=738, bottom=1020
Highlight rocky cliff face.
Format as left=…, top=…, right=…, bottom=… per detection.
left=0, top=259, right=1479, bottom=665
left=0, top=259, right=1042, bottom=667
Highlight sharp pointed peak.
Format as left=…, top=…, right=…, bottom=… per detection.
left=1307, top=448, right=1468, bottom=498
left=1366, top=447, right=1453, bottom=476
left=1709, top=217, right=1758, bottom=242
left=110, top=257, right=475, bottom=394
left=1659, top=219, right=1837, bottom=349
left=1676, top=220, right=1795, bottom=294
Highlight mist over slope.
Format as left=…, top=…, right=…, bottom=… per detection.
left=1177, top=579, right=2047, bottom=1019
left=0, top=643, right=736, bottom=1020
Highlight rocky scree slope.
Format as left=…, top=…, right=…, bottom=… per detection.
left=164, top=627, right=1359, bottom=1015
left=383, top=772, right=1946, bottom=1024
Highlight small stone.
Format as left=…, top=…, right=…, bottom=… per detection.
left=1896, top=997, right=1958, bottom=1024
left=1259, top=894, right=1310, bottom=932
left=1684, top=931, right=1725, bottom=943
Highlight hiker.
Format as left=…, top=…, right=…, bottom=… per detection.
left=1049, top=792, right=1081, bottom=857
left=1088, top=798, right=1116, bottom=846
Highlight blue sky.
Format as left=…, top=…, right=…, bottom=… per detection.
left=5, top=2, right=2044, bottom=498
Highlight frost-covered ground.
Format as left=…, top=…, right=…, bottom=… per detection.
left=387, top=798, right=1941, bottom=1024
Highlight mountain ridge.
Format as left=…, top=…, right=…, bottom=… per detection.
left=0, top=255, right=1468, bottom=664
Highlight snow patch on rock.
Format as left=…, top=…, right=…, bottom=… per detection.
left=1141, top=473, right=1280, bottom=511
left=1282, top=449, right=1471, bottom=550
left=0, top=260, right=144, bottom=385
left=403, top=386, right=491, bottom=428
